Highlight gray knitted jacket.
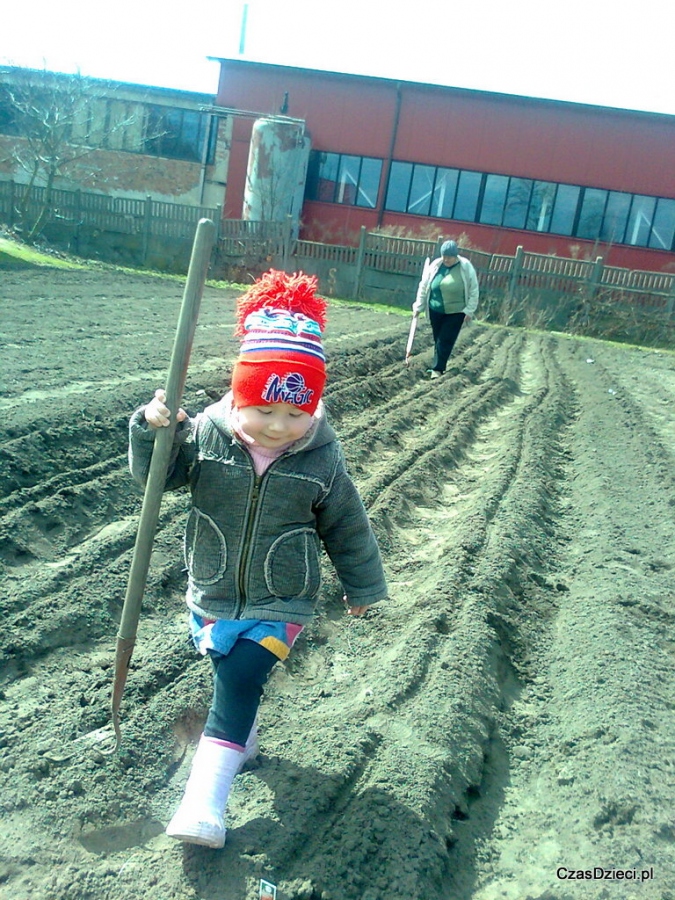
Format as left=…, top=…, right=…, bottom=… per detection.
left=128, top=398, right=388, bottom=624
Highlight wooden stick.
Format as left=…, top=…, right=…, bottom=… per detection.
left=110, top=218, right=215, bottom=749
left=406, top=256, right=431, bottom=365
left=405, top=314, right=418, bottom=364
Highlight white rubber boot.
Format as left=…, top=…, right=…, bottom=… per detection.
left=166, top=736, right=244, bottom=848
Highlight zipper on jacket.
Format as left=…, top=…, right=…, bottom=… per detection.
left=236, top=472, right=263, bottom=616
left=233, top=436, right=310, bottom=616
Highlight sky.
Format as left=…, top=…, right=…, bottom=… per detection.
left=1, top=0, right=673, bottom=116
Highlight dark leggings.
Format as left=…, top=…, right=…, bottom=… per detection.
left=204, top=639, right=279, bottom=746
left=429, top=310, right=465, bottom=373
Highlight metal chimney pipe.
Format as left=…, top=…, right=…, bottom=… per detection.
left=239, top=3, right=249, bottom=55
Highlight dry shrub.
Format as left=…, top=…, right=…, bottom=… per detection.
left=372, top=224, right=483, bottom=252
left=568, top=289, right=675, bottom=349
left=303, top=220, right=354, bottom=245
left=481, top=290, right=556, bottom=331
left=480, top=284, right=673, bottom=350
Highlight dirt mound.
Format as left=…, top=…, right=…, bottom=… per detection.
left=1, top=268, right=674, bottom=899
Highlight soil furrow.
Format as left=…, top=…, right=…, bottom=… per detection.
left=451, top=341, right=675, bottom=899
left=1, top=269, right=674, bottom=900
left=219, top=333, right=574, bottom=898
left=329, top=333, right=507, bottom=448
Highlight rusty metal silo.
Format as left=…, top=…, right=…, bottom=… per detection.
left=242, top=117, right=310, bottom=235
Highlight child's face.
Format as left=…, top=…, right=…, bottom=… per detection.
left=237, top=403, right=312, bottom=448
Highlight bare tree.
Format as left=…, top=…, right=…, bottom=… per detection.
left=0, top=67, right=135, bottom=240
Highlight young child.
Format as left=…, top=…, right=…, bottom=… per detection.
left=128, top=270, right=388, bottom=849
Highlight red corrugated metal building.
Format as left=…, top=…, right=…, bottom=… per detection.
left=214, top=58, right=675, bottom=272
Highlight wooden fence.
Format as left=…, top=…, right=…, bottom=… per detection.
left=321, top=229, right=674, bottom=315
left=0, top=180, right=220, bottom=252
left=220, top=221, right=674, bottom=314
left=1, top=180, right=673, bottom=318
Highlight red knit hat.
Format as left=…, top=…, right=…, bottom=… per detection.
left=231, top=270, right=327, bottom=415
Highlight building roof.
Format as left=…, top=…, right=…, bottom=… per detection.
left=0, top=65, right=215, bottom=104
left=210, top=56, right=675, bottom=123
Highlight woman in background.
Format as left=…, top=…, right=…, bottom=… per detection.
left=412, top=239, right=480, bottom=378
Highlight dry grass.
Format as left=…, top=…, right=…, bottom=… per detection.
left=481, top=287, right=674, bottom=350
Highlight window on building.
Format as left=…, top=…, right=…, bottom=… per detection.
left=503, top=178, right=532, bottom=229
left=480, top=174, right=510, bottom=226
left=0, top=86, right=71, bottom=140
left=305, top=151, right=382, bottom=208
left=385, top=162, right=459, bottom=217
left=385, top=160, right=413, bottom=211
left=305, top=151, right=340, bottom=202
left=527, top=181, right=558, bottom=232
left=408, top=165, right=435, bottom=216
left=385, top=163, right=482, bottom=221
left=626, top=195, right=657, bottom=247
left=548, top=184, right=580, bottom=236
left=103, top=100, right=139, bottom=151
left=577, top=188, right=609, bottom=241
left=431, top=168, right=459, bottom=218
left=649, top=198, right=675, bottom=251
left=328, top=149, right=674, bottom=252
left=357, top=156, right=384, bottom=208
left=453, top=170, right=482, bottom=221
left=602, top=191, right=632, bottom=243
left=143, top=105, right=211, bottom=163
left=335, top=155, right=360, bottom=205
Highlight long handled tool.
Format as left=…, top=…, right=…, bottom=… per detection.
left=405, top=256, right=431, bottom=365
left=110, top=218, right=216, bottom=750
left=405, top=313, right=418, bottom=366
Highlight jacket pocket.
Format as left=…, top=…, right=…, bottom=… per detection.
left=264, top=528, right=321, bottom=599
left=184, top=508, right=227, bottom=586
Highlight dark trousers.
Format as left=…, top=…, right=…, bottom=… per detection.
left=429, top=310, right=465, bottom=373
left=204, top=639, right=278, bottom=745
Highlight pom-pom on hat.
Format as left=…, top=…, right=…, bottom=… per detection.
left=231, top=270, right=327, bottom=415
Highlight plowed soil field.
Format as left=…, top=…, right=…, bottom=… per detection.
left=1, top=267, right=675, bottom=900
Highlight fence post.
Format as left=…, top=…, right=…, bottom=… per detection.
left=72, top=189, right=82, bottom=255
left=508, top=245, right=524, bottom=302
left=282, top=215, right=293, bottom=272
left=8, top=179, right=16, bottom=229
left=142, top=194, right=152, bottom=265
left=666, top=276, right=675, bottom=319
left=213, top=205, right=222, bottom=242
left=588, top=255, right=604, bottom=299
left=354, top=226, right=367, bottom=299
